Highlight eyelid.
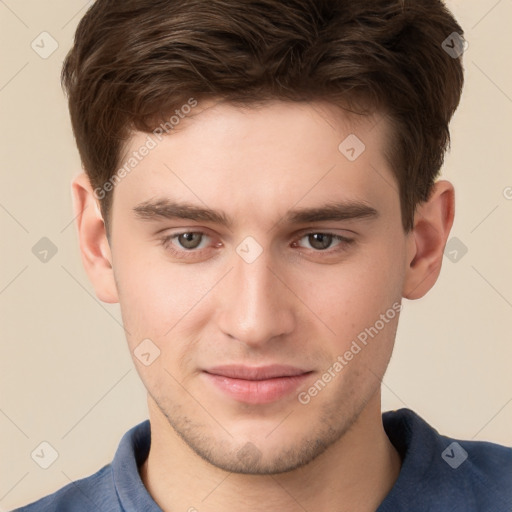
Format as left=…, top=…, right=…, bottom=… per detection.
left=293, top=226, right=357, bottom=238
left=293, top=231, right=354, bottom=250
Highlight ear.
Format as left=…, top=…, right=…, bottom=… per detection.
left=402, top=180, right=455, bottom=300
left=71, top=172, right=119, bottom=303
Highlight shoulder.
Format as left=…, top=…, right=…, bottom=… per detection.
left=381, top=408, right=512, bottom=511
left=11, top=464, right=118, bottom=511
left=450, top=436, right=512, bottom=509
left=11, top=420, right=152, bottom=512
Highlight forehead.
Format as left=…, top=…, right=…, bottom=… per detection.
left=113, top=100, right=398, bottom=229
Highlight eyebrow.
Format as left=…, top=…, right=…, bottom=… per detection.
left=132, top=198, right=379, bottom=228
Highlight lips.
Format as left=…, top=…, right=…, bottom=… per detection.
left=204, top=364, right=310, bottom=380
left=202, top=365, right=313, bottom=404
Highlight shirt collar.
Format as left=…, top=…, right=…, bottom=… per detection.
left=112, top=419, right=162, bottom=511
left=110, top=408, right=479, bottom=511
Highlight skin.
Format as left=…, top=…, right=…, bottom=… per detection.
left=72, top=99, right=455, bottom=511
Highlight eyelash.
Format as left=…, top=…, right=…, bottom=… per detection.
left=159, top=231, right=355, bottom=259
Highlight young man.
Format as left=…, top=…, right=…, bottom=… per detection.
left=14, top=0, right=511, bottom=510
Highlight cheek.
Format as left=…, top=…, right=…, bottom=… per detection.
left=293, top=244, right=403, bottom=339
left=112, top=247, right=219, bottom=347
left=112, top=258, right=206, bottom=392
left=344, top=244, right=404, bottom=361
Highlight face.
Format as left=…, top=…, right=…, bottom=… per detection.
left=108, top=100, right=410, bottom=474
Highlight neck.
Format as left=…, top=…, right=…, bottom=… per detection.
left=139, top=393, right=401, bottom=512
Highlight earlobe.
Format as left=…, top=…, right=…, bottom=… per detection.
left=71, top=172, right=119, bottom=303
left=402, top=180, right=455, bottom=300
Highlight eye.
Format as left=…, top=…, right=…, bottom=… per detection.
left=161, top=231, right=211, bottom=252
left=175, top=232, right=205, bottom=250
left=295, top=232, right=354, bottom=251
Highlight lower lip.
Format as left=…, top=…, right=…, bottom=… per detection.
left=203, top=372, right=313, bottom=404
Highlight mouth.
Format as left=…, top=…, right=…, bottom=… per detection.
left=202, top=365, right=314, bottom=404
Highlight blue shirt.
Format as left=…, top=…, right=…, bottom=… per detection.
left=12, top=408, right=512, bottom=511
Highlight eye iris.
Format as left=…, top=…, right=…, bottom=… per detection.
left=178, top=233, right=202, bottom=249
left=309, top=233, right=333, bottom=250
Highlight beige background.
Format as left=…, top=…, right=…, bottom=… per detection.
left=1, top=0, right=511, bottom=509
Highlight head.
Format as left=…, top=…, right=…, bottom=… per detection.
left=64, top=0, right=464, bottom=474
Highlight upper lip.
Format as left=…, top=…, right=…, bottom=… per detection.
left=204, top=364, right=311, bottom=380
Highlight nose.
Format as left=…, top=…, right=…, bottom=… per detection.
left=216, top=246, right=296, bottom=348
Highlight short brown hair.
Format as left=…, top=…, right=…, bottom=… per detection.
left=62, top=0, right=464, bottom=233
